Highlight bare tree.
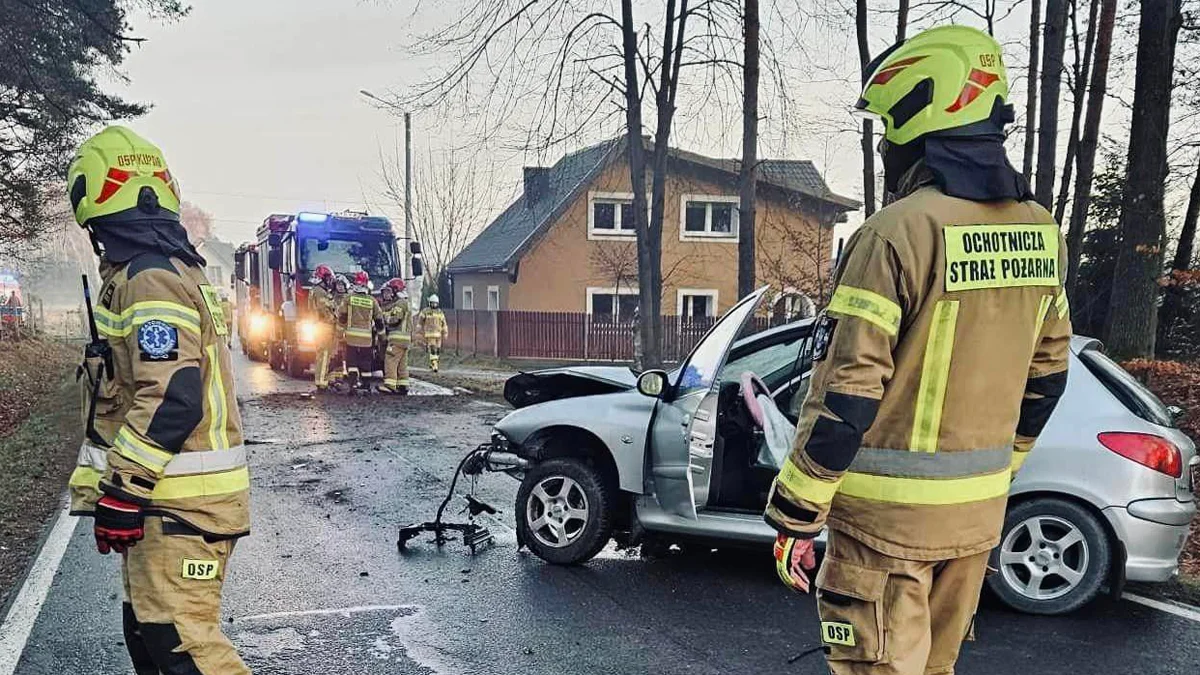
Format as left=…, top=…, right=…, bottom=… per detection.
left=1052, top=0, right=1098, bottom=223
left=856, top=0, right=876, bottom=216
left=1105, top=0, right=1185, bottom=358
left=179, top=201, right=213, bottom=245
left=1065, top=0, right=1116, bottom=298
left=390, top=0, right=742, bottom=369
left=1171, top=153, right=1200, bottom=271
left=738, top=0, right=760, bottom=299
left=378, top=146, right=492, bottom=285
left=1024, top=0, right=1043, bottom=181
left=757, top=205, right=834, bottom=309
left=1035, top=0, right=1070, bottom=208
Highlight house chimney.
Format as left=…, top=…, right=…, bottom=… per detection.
left=523, top=167, right=549, bottom=208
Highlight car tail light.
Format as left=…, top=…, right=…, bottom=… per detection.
left=1097, top=432, right=1183, bottom=478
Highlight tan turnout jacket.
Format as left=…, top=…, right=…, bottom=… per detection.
left=765, top=175, right=1071, bottom=560
left=69, top=253, right=249, bottom=538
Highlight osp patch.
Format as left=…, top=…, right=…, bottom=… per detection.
left=137, top=320, right=178, bottom=360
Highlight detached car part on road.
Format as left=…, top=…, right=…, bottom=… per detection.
left=479, top=290, right=1197, bottom=615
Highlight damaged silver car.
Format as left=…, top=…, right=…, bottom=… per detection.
left=479, top=289, right=1197, bottom=615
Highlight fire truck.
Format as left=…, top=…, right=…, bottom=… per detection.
left=233, top=211, right=403, bottom=378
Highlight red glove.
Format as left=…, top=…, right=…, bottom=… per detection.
left=94, top=495, right=145, bottom=554
left=774, top=533, right=817, bottom=593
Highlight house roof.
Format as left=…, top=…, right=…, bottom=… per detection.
left=197, top=237, right=236, bottom=270
left=448, top=136, right=859, bottom=274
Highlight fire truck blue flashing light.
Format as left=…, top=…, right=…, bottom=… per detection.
left=297, top=212, right=329, bottom=224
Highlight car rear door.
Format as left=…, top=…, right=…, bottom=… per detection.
left=648, top=288, right=768, bottom=518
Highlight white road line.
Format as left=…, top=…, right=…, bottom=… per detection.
left=0, top=503, right=78, bottom=675
left=1124, top=592, right=1200, bottom=623
left=234, top=604, right=418, bottom=623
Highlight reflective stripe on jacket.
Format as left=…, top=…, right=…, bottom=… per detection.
left=420, top=309, right=447, bottom=339
left=344, top=293, right=379, bottom=348
left=764, top=179, right=1071, bottom=560
left=380, top=299, right=411, bottom=342
left=69, top=253, right=249, bottom=538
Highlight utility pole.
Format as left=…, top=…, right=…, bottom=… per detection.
left=405, top=112, right=412, bottom=280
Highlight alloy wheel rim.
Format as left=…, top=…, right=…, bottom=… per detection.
left=999, top=515, right=1090, bottom=601
left=526, top=476, right=590, bottom=549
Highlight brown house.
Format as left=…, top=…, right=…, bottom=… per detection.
left=447, top=136, right=858, bottom=321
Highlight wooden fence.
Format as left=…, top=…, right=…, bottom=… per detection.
left=445, top=310, right=773, bottom=363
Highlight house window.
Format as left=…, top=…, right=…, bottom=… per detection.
left=487, top=286, right=500, bottom=311
left=588, top=192, right=637, bottom=239
left=208, top=266, right=224, bottom=286
left=587, top=287, right=639, bottom=322
left=461, top=286, right=475, bottom=310
left=680, top=195, right=739, bottom=241
left=677, top=289, right=718, bottom=319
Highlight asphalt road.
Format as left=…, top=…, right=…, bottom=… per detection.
left=7, top=350, right=1200, bottom=674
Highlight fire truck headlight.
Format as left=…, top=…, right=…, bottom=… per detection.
left=249, top=313, right=270, bottom=335
left=297, top=319, right=320, bottom=344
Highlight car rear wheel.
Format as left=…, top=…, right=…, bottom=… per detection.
left=988, top=497, right=1111, bottom=615
left=516, top=458, right=613, bottom=565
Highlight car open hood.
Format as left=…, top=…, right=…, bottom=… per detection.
left=503, top=366, right=636, bottom=408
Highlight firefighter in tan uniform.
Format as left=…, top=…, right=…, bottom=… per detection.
left=766, top=27, right=1071, bottom=675
left=418, top=294, right=448, bottom=372
left=65, top=126, right=251, bottom=675
left=377, top=277, right=412, bottom=395
left=308, top=264, right=338, bottom=391
left=342, top=270, right=381, bottom=391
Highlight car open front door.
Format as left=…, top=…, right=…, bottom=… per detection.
left=648, top=288, right=769, bottom=519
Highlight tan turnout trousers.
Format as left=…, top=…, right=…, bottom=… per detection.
left=122, top=517, right=249, bottom=675
left=817, top=530, right=987, bottom=675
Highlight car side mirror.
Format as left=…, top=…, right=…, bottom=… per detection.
left=637, top=369, right=668, bottom=398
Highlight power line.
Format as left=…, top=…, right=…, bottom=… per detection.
left=187, top=189, right=369, bottom=206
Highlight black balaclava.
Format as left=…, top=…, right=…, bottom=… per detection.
left=87, top=186, right=206, bottom=267
left=883, top=98, right=1033, bottom=203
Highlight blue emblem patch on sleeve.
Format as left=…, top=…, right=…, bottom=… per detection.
left=137, top=320, right=178, bottom=360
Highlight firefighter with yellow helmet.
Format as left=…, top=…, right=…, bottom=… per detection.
left=418, top=294, right=448, bottom=372
left=66, top=126, right=251, bottom=674
left=377, top=277, right=412, bottom=395
left=766, top=26, right=1070, bottom=674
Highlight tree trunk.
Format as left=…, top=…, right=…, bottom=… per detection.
left=645, top=0, right=691, bottom=368
left=857, top=0, right=875, bottom=216
left=619, top=0, right=657, bottom=370
left=738, top=0, right=760, bottom=299
left=1023, top=0, right=1042, bottom=181
left=897, top=0, right=909, bottom=40
left=1104, top=0, right=1183, bottom=358
left=1171, top=155, right=1200, bottom=271
left=1053, top=0, right=1098, bottom=223
left=1065, top=0, right=1115, bottom=299
left=1035, top=0, right=1070, bottom=208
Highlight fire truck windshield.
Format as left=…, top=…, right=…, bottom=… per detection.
left=300, top=237, right=396, bottom=280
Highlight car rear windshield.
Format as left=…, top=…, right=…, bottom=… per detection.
left=1077, top=348, right=1176, bottom=428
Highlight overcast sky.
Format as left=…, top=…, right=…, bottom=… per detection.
left=111, top=1, right=885, bottom=246
left=113, top=1, right=437, bottom=243
left=110, top=1, right=1181, bottom=250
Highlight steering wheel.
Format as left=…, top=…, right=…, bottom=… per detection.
left=739, top=372, right=772, bottom=430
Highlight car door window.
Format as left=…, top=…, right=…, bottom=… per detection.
left=675, top=292, right=766, bottom=397
left=719, top=335, right=807, bottom=391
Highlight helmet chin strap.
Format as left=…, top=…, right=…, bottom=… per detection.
left=88, top=229, right=105, bottom=258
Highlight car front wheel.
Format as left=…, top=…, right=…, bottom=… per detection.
left=987, top=497, right=1111, bottom=615
left=516, top=458, right=613, bottom=565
